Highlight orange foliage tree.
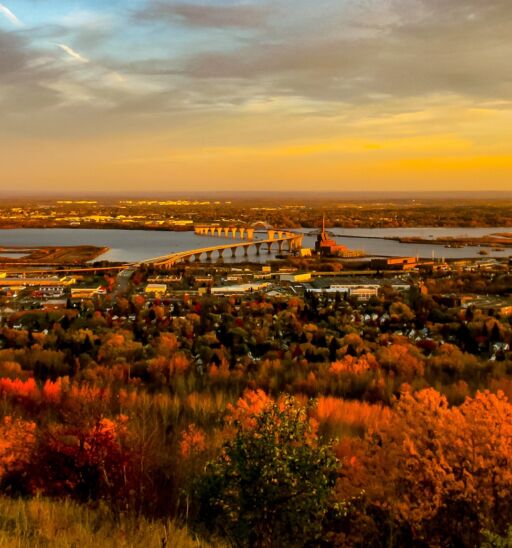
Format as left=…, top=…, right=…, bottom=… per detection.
left=29, top=416, right=135, bottom=506
left=0, top=417, right=36, bottom=491
left=335, top=388, right=512, bottom=546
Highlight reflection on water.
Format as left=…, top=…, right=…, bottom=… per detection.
left=0, top=227, right=510, bottom=263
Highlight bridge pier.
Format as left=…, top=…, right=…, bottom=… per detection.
left=266, top=242, right=273, bottom=253
left=243, top=246, right=249, bottom=256
left=239, top=228, right=245, bottom=239
left=194, top=252, right=202, bottom=262
left=206, top=250, right=213, bottom=261
left=246, top=228, right=255, bottom=240
left=218, top=249, right=225, bottom=259
left=230, top=228, right=237, bottom=239
left=267, top=230, right=276, bottom=240
left=278, top=241, right=284, bottom=253
left=230, top=247, right=237, bottom=258
left=254, top=242, right=262, bottom=255
left=223, top=227, right=229, bottom=237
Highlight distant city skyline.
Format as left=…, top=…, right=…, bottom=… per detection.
left=1, top=0, right=512, bottom=192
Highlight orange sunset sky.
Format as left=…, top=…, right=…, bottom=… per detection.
left=1, top=0, right=512, bottom=193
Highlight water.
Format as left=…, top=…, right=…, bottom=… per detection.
left=330, top=227, right=512, bottom=239
left=300, top=227, right=512, bottom=260
left=0, top=253, right=29, bottom=259
left=0, top=227, right=510, bottom=263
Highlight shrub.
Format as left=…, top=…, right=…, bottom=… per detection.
left=195, top=396, right=341, bottom=547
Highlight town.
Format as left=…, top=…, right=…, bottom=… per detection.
left=0, top=196, right=511, bottom=230
left=1, top=219, right=511, bottom=330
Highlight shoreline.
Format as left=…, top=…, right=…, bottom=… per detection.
left=0, top=245, right=109, bottom=265
left=1, top=222, right=512, bottom=232
left=332, top=233, right=512, bottom=248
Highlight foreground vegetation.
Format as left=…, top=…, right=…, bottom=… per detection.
left=0, top=496, right=212, bottom=548
left=0, top=268, right=511, bottom=546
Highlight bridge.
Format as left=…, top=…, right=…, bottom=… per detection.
left=140, top=226, right=303, bottom=268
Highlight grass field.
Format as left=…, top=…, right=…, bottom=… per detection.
left=0, top=497, right=217, bottom=548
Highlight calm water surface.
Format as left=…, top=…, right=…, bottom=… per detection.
left=0, top=227, right=510, bottom=262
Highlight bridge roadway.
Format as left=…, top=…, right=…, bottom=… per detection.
left=140, top=227, right=303, bottom=267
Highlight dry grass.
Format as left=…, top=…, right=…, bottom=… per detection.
left=0, top=497, right=219, bottom=548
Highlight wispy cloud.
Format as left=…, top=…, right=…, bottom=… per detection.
left=0, top=3, right=22, bottom=27
left=138, top=1, right=269, bottom=29
left=56, top=43, right=89, bottom=63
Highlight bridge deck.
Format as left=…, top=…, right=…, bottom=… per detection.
left=141, top=234, right=299, bottom=265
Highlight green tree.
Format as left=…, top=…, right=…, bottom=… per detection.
left=195, top=397, right=341, bottom=547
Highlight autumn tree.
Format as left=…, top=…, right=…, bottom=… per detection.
left=195, top=396, right=341, bottom=547
left=336, top=388, right=512, bottom=546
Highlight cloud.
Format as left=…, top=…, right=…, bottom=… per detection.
left=137, top=1, right=269, bottom=29
left=56, top=43, right=89, bottom=63
left=167, top=0, right=512, bottom=107
left=3, top=0, right=512, bottom=144
left=0, top=3, right=22, bottom=27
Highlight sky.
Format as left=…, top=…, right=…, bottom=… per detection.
left=1, top=0, right=512, bottom=194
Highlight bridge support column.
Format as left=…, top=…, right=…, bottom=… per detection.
left=230, top=247, right=237, bottom=258
left=278, top=241, right=284, bottom=253
left=239, top=228, right=245, bottom=239
left=243, top=246, right=249, bottom=256
left=223, top=227, right=229, bottom=237
left=206, top=251, right=213, bottom=261
left=218, top=249, right=225, bottom=259
left=194, top=253, right=202, bottom=262
left=230, top=228, right=237, bottom=239
left=266, top=242, right=273, bottom=253
left=267, top=230, right=275, bottom=240
left=246, top=228, right=255, bottom=240
left=255, top=242, right=262, bottom=255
